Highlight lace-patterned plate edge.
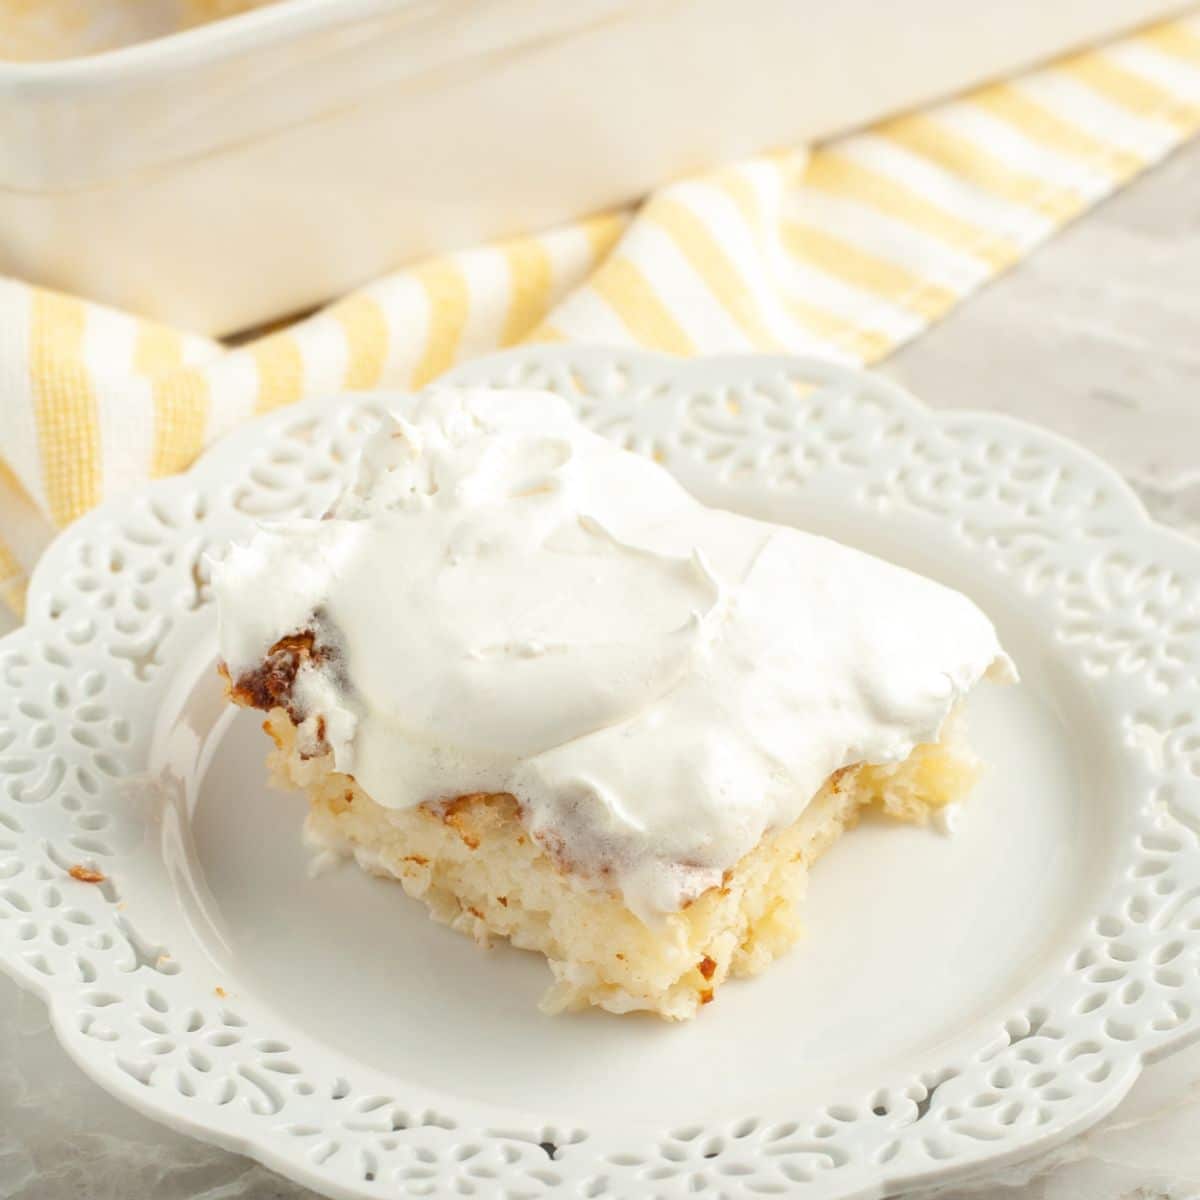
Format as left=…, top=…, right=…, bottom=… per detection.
left=0, top=346, right=1197, bottom=1200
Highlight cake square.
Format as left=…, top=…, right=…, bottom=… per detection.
left=216, top=388, right=1013, bottom=1019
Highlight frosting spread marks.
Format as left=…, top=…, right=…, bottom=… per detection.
left=216, top=387, right=1014, bottom=918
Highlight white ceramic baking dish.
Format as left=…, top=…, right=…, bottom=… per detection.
left=0, top=0, right=1187, bottom=335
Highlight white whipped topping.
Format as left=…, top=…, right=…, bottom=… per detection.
left=215, top=387, right=1014, bottom=919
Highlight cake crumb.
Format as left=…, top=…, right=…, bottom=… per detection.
left=455, top=829, right=480, bottom=850
left=68, top=865, right=105, bottom=884
left=438, top=798, right=483, bottom=849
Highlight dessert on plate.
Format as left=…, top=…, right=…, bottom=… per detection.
left=214, top=387, right=1014, bottom=1020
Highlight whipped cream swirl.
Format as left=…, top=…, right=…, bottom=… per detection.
left=215, top=387, right=1013, bottom=918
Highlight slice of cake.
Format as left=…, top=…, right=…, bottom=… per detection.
left=215, top=387, right=1014, bottom=1020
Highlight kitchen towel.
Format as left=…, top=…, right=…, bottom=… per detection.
left=3, top=13, right=1200, bottom=615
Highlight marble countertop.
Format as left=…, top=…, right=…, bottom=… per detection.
left=3, top=139, right=1200, bottom=1200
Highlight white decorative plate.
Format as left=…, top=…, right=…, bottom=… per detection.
left=2, top=347, right=1199, bottom=1200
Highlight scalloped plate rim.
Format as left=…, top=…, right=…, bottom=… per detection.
left=1, top=346, right=1198, bottom=1200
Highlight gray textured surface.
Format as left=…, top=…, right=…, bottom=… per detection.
left=2, top=138, right=1200, bottom=1200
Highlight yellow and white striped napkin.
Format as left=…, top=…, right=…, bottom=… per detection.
left=3, top=14, right=1200, bottom=616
